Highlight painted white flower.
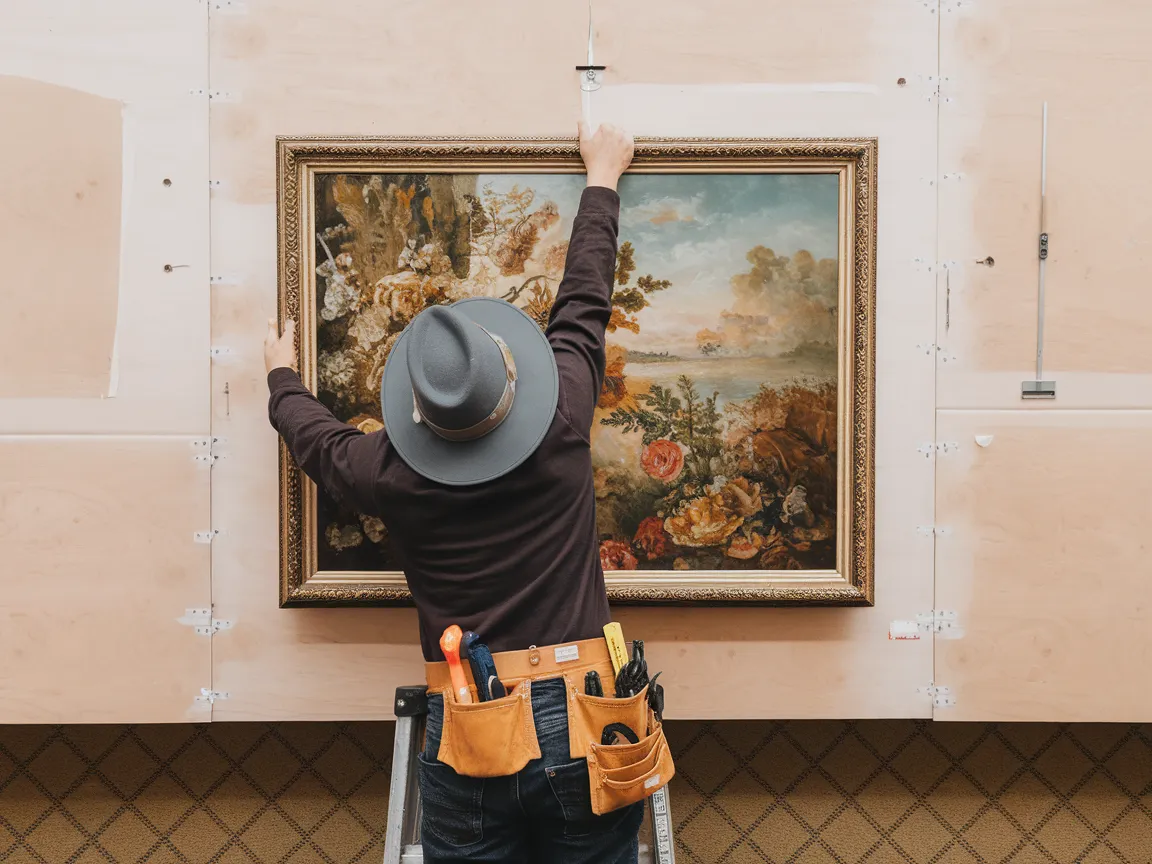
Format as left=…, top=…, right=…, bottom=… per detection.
left=317, top=350, right=357, bottom=399
left=360, top=515, right=387, bottom=544
left=319, top=273, right=360, bottom=322
left=325, top=523, right=363, bottom=551
left=347, top=303, right=393, bottom=351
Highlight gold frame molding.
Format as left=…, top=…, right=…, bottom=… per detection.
left=276, top=136, right=877, bottom=607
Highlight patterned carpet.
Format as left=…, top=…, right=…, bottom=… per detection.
left=0, top=720, right=1149, bottom=863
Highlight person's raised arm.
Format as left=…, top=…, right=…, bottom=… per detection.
left=264, top=319, right=382, bottom=515
left=546, top=122, right=634, bottom=438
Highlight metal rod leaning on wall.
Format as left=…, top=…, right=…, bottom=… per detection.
left=1022, top=102, right=1056, bottom=400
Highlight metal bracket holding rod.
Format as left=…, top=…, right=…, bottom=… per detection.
left=577, top=65, right=606, bottom=92
left=1022, top=102, right=1056, bottom=400
left=577, top=2, right=604, bottom=92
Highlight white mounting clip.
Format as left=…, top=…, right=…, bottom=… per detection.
left=196, top=688, right=230, bottom=705
left=193, top=529, right=220, bottom=544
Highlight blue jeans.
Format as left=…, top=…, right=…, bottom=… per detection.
left=419, top=678, right=644, bottom=863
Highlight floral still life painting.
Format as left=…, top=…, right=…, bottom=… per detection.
left=314, top=172, right=837, bottom=572
left=277, top=138, right=876, bottom=605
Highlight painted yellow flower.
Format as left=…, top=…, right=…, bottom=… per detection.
left=664, top=495, right=744, bottom=548
left=719, top=477, right=763, bottom=517
left=348, top=415, right=384, bottom=434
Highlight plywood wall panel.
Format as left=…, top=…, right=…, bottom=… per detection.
left=933, top=411, right=1152, bottom=722
left=208, top=0, right=585, bottom=720
left=597, top=0, right=924, bottom=86
left=594, top=12, right=938, bottom=715
left=937, top=0, right=1152, bottom=409
left=209, top=0, right=587, bottom=205
left=0, top=76, right=122, bottom=400
left=209, top=0, right=940, bottom=720
left=0, top=0, right=210, bottom=434
left=0, top=438, right=211, bottom=724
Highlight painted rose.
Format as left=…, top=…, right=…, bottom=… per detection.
left=726, top=531, right=765, bottom=560
left=633, top=516, right=668, bottom=560
left=640, top=440, right=685, bottom=483
left=599, top=540, right=638, bottom=571
left=663, top=495, right=743, bottom=547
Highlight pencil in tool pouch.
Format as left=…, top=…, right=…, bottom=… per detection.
left=439, top=625, right=472, bottom=704
left=602, top=622, right=628, bottom=676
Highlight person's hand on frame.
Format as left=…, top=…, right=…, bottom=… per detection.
left=265, top=318, right=298, bottom=374
left=578, top=121, right=634, bottom=191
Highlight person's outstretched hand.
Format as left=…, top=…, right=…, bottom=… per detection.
left=265, top=318, right=297, bottom=374
left=578, top=122, right=634, bottom=191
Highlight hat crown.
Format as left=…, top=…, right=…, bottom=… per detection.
left=407, top=305, right=508, bottom=433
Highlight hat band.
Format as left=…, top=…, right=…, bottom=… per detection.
left=413, top=329, right=518, bottom=443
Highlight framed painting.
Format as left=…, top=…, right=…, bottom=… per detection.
left=276, top=137, right=876, bottom=607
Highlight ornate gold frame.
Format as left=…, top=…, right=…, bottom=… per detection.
left=276, top=136, right=876, bottom=607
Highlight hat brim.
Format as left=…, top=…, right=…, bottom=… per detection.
left=381, top=298, right=559, bottom=486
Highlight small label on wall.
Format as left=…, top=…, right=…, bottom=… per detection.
left=554, top=645, right=580, bottom=663
left=889, top=620, right=921, bottom=640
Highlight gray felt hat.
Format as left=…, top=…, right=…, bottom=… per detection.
left=380, top=298, right=559, bottom=486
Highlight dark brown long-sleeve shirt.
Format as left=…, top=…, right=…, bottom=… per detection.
left=269, top=186, right=620, bottom=661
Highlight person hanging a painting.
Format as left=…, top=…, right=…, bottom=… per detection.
left=264, top=123, right=674, bottom=864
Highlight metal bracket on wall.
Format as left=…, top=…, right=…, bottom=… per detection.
left=196, top=689, right=230, bottom=705
left=178, top=608, right=235, bottom=637
left=192, top=437, right=228, bottom=467
left=919, top=683, right=956, bottom=708
left=916, top=610, right=963, bottom=638
left=916, top=441, right=960, bottom=459
left=916, top=525, right=951, bottom=537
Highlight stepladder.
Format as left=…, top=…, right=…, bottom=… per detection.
left=383, top=686, right=677, bottom=864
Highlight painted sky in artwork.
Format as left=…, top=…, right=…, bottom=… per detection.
left=478, top=172, right=841, bottom=357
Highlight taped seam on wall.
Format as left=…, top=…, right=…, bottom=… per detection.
left=106, top=102, right=136, bottom=399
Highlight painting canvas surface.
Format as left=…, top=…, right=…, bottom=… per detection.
left=311, top=172, right=840, bottom=576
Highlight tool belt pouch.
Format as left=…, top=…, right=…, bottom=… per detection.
left=565, top=680, right=674, bottom=815
left=434, top=679, right=541, bottom=779
left=565, top=681, right=651, bottom=760
left=586, top=713, right=675, bottom=816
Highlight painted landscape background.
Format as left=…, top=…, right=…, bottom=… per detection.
left=310, top=172, right=841, bottom=574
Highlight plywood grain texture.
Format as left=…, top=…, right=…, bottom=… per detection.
left=938, top=0, right=1152, bottom=409
left=0, top=76, right=122, bottom=400
left=933, top=412, right=1152, bottom=722
left=0, top=438, right=211, bottom=724
left=597, top=0, right=906, bottom=86
left=208, top=0, right=939, bottom=720
left=0, top=0, right=210, bottom=434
